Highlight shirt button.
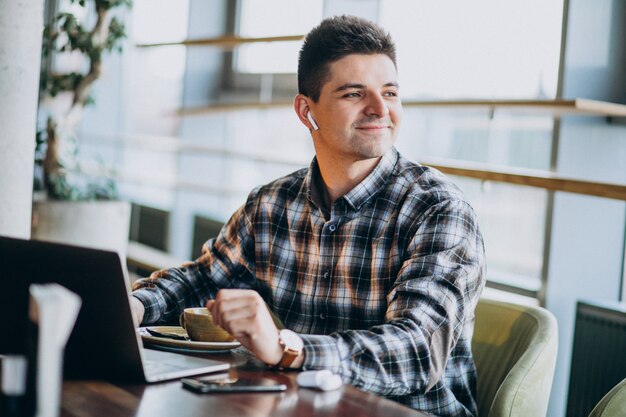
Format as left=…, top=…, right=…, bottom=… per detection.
left=323, top=271, right=329, bottom=279
left=328, top=224, right=336, bottom=232
left=319, top=313, right=326, bottom=320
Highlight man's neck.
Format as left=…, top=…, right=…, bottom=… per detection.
left=315, top=154, right=381, bottom=205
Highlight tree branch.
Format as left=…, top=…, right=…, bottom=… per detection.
left=70, top=5, right=108, bottom=109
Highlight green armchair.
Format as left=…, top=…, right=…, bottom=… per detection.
left=472, top=297, right=558, bottom=417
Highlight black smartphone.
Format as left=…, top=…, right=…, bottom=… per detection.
left=181, top=376, right=287, bottom=393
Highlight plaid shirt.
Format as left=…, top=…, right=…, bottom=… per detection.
left=132, top=148, right=485, bottom=417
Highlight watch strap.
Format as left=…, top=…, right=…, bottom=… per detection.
left=277, top=346, right=300, bottom=368
left=275, top=330, right=303, bottom=369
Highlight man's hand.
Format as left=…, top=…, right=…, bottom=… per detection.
left=129, top=295, right=145, bottom=327
left=207, top=289, right=289, bottom=366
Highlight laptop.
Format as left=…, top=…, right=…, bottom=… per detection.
left=0, top=235, right=230, bottom=382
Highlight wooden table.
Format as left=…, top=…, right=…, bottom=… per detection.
left=60, top=349, right=427, bottom=417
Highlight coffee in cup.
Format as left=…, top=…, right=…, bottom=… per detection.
left=179, top=307, right=234, bottom=342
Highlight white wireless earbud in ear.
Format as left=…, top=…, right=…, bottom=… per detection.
left=307, top=112, right=319, bottom=131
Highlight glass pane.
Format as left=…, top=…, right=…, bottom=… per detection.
left=116, top=0, right=190, bottom=207
left=236, top=41, right=303, bottom=74
left=395, top=108, right=552, bottom=292
left=132, top=0, right=189, bottom=44
left=380, top=0, right=564, bottom=99
left=235, top=0, right=323, bottom=73
left=397, top=108, right=554, bottom=170
left=455, top=179, right=547, bottom=292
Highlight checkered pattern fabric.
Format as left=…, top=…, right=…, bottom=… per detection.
left=132, top=147, right=485, bottom=416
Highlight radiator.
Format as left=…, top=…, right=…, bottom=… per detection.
left=566, top=300, right=626, bottom=417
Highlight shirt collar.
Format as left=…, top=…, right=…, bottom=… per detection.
left=306, top=159, right=329, bottom=215
left=306, top=147, right=398, bottom=212
left=343, top=147, right=398, bottom=210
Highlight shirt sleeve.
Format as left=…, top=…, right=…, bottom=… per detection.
left=299, top=199, right=485, bottom=397
left=130, top=192, right=259, bottom=325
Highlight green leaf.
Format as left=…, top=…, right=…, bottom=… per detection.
left=37, top=0, right=132, bottom=200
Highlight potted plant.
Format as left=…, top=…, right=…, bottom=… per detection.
left=32, top=0, right=133, bottom=257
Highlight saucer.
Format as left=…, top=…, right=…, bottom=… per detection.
left=138, top=326, right=240, bottom=352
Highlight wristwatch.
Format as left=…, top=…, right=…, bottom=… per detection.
left=275, top=329, right=304, bottom=369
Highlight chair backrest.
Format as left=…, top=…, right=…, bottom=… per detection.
left=588, top=378, right=626, bottom=417
left=472, top=298, right=558, bottom=417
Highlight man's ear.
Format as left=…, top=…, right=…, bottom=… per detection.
left=294, top=94, right=317, bottom=131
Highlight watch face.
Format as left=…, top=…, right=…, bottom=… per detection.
left=280, top=329, right=304, bottom=351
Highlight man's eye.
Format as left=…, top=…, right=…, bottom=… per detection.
left=342, top=92, right=361, bottom=98
left=384, top=91, right=398, bottom=97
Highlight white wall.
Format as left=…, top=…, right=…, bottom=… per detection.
left=0, top=0, right=44, bottom=239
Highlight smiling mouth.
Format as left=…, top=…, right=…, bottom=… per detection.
left=354, top=118, right=393, bottom=130
left=355, top=125, right=391, bottom=131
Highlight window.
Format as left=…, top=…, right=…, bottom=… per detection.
left=129, top=204, right=170, bottom=252
left=218, top=0, right=324, bottom=102
left=234, top=0, right=323, bottom=74
left=191, top=215, right=224, bottom=259
left=382, top=0, right=565, bottom=298
left=380, top=0, right=564, bottom=99
left=130, top=0, right=189, bottom=134
left=84, top=0, right=573, bottom=302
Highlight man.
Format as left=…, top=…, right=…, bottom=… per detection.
left=130, top=15, right=485, bottom=417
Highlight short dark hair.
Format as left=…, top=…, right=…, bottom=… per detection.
left=297, top=15, right=397, bottom=102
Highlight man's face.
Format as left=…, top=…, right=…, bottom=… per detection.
left=310, top=53, right=402, bottom=162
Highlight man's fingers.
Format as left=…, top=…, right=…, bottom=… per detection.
left=203, top=291, right=282, bottom=365
left=205, top=299, right=218, bottom=326
left=205, top=290, right=276, bottom=347
left=211, top=291, right=262, bottom=325
left=220, top=304, right=254, bottom=323
left=214, top=288, right=260, bottom=302
left=227, top=317, right=262, bottom=340
left=213, top=296, right=256, bottom=314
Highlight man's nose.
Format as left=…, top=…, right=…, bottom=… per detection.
left=364, top=93, right=389, bottom=118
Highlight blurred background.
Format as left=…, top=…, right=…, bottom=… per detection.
left=12, top=1, right=626, bottom=416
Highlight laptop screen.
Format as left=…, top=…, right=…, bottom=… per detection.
left=0, top=236, right=145, bottom=381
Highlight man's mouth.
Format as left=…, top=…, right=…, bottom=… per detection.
left=356, top=125, right=389, bottom=129
left=355, top=121, right=392, bottom=130
left=354, top=118, right=393, bottom=130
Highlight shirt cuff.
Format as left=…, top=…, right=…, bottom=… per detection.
left=299, top=334, right=351, bottom=376
left=130, top=289, right=166, bottom=325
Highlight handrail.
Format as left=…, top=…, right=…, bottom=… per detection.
left=405, top=98, right=626, bottom=116
left=79, top=132, right=626, bottom=202
left=423, top=158, right=626, bottom=201
left=136, top=34, right=305, bottom=48
left=177, top=98, right=626, bottom=117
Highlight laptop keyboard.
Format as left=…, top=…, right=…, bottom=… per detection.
left=143, top=359, right=185, bottom=375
